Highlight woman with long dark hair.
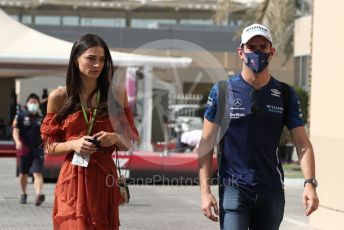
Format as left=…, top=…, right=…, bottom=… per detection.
left=41, top=34, right=139, bottom=229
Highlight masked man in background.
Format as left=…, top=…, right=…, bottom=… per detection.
left=13, top=93, right=45, bottom=206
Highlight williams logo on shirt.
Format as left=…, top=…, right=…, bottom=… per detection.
left=266, top=105, right=283, bottom=114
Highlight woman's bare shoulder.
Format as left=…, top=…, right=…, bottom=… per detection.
left=47, top=87, right=68, bottom=113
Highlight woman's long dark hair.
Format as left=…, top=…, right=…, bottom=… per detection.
left=55, top=34, right=114, bottom=123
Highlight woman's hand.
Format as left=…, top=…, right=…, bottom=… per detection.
left=71, top=136, right=98, bottom=155
left=93, top=131, right=119, bottom=148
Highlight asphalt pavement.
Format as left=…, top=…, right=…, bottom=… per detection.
left=0, top=157, right=318, bottom=230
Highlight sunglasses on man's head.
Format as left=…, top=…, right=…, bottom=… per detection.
left=250, top=89, right=262, bottom=116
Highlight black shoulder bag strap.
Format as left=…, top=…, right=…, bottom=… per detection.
left=280, top=82, right=290, bottom=127
left=215, top=80, right=229, bottom=180
left=217, top=80, right=229, bottom=138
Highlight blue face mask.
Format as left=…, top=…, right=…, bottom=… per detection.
left=244, top=50, right=271, bottom=73
left=27, top=103, right=39, bottom=113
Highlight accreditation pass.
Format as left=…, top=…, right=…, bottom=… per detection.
left=72, top=152, right=90, bottom=167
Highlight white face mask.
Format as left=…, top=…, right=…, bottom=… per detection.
left=27, top=103, right=39, bottom=113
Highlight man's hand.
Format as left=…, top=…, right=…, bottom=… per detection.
left=15, top=141, right=22, bottom=150
left=201, top=192, right=219, bottom=222
left=303, top=184, right=319, bottom=216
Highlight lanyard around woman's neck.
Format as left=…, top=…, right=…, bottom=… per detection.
left=80, top=89, right=100, bottom=135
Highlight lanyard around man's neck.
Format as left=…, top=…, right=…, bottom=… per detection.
left=81, top=89, right=100, bottom=135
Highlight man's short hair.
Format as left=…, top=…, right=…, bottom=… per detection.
left=26, top=93, right=40, bottom=103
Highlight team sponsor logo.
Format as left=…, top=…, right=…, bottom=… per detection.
left=233, top=98, right=242, bottom=107
left=271, top=88, right=281, bottom=97
left=207, top=96, right=213, bottom=106
left=230, top=112, right=246, bottom=119
left=230, top=98, right=245, bottom=110
left=23, top=116, right=31, bottom=126
left=297, top=100, right=303, bottom=118
left=266, top=104, right=283, bottom=114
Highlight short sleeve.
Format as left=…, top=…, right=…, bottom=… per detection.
left=285, top=87, right=304, bottom=130
left=12, top=114, right=22, bottom=129
left=123, top=107, right=139, bottom=141
left=204, top=83, right=219, bottom=123
left=40, top=113, right=65, bottom=145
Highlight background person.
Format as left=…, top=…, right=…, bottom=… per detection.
left=179, top=129, right=203, bottom=153
left=40, top=88, right=48, bottom=116
left=40, top=33, right=139, bottom=229
left=197, top=24, right=319, bottom=230
left=12, top=93, right=45, bottom=205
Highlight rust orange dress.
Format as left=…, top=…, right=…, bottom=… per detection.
left=41, top=109, right=138, bottom=230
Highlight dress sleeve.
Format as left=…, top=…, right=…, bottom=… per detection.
left=40, top=113, right=66, bottom=147
left=123, top=107, right=139, bottom=142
